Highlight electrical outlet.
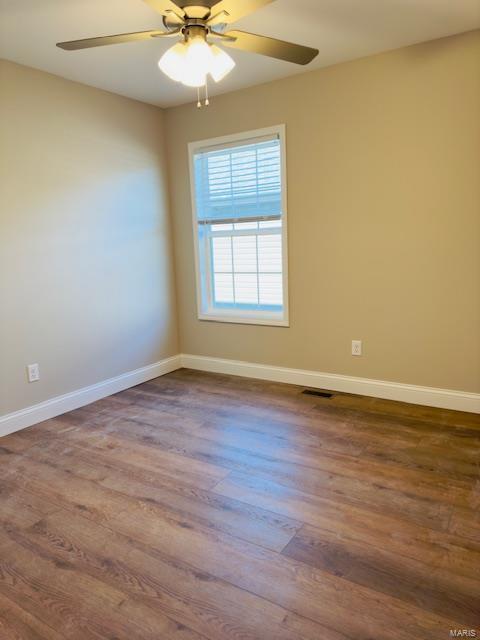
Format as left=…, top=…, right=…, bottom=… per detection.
left=27, top=363, right=40, bottom=383
left=352, top=340, right=362, bottom=357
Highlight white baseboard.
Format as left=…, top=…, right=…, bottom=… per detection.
left=180, top=354, right=480, bottom=414
left=2, top=352, right=478, bottom=439
left=0, top=355, right=182, bottom=438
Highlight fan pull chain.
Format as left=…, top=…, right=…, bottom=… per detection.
left=205, top=78, right=210, bottom=107
left=196, top=82, right=210, bottom=109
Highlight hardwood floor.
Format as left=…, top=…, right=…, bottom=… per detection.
left=0, top=368, right=479, bottom=639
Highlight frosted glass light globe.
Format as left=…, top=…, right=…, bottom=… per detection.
left=158, top=42, right=187, bottom=82
left=181, top=37, right=213, bottom=87
left=210, top=44, right=235, bottom=82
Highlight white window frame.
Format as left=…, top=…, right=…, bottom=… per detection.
left=188, top=125, right=289, bottom=327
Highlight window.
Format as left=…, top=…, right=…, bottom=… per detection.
left=189, top=125, right=289, bottom=326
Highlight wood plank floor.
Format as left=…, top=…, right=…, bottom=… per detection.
left=0, top=368, right=479, bottom=639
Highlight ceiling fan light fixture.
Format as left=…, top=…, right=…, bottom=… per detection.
left=158, top=30, right=235, bottom=88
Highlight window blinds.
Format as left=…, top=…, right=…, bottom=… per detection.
left=193, top=135, right=282, bottom=224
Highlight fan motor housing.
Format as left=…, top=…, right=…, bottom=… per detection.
left=183, top=24, right=208, bottom=41
left=163, top=13, right=207, bottom=29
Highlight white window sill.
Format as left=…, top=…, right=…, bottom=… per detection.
left=198, top=312, right=289, bottom=328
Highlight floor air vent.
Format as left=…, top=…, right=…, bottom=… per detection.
left=302, top=389, right=333, bottom=398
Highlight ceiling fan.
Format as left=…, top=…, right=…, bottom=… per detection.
left=57, top=0, right=319, bottom=96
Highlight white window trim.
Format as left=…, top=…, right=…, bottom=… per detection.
left=188, top=124, right=289, bottom=328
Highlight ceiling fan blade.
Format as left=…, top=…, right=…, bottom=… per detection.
left=222, top=30, right=319, bottom=65
left=207, top=0, right=276, bottom=26
left=142, top=0, right=185, bottom=17
left=56, top=29, right=174, bottom=50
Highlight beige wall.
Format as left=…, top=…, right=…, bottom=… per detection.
left=0, top=60, right=178, bottom=415
left=165, top=30, right=480, bottom=394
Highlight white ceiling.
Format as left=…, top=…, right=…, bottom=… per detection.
left=1, top=0, right=479, bottom=107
